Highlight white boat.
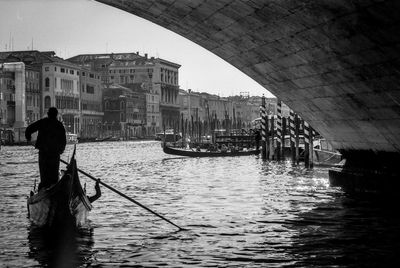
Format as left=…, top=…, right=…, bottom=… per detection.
left=313, top=138, right=342, bottom=166
left=66, top=132, right=78, bottom=144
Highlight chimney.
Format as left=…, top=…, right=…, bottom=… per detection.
left=136, top=51, right=139, bottom=55
left=145, top=53, right=148, bottom=59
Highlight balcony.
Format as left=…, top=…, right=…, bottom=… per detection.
left=160, top=101, right=180, bottom=108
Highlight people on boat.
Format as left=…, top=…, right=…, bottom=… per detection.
left=253, top=129, right=261, bottom=151
left=227, top=143, right=233, bottom=152
left=25, top=107, right=66, bottom=191
left=220, top=144, right=228, bottom=152
left=208, top=144, right=218, bottom=152
left=196, top=146, right=201, bottom=152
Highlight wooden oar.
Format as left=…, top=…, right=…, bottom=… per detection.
left=60, top=159, right=186, bottom=231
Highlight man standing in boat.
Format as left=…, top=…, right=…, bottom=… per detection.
left=25, top=107, right=66, bottom=191
left=253, top=129, right=261, bottom=152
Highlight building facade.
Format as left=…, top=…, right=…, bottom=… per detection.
left=79, top=67, right=104, bottom=139
left=103, top=84, right=147, bottom=139
left=68, top=52, right=181, bottom=136
left=42, top=55, right=81, bottom=134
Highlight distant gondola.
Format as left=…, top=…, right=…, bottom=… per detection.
left=163, top=145, right=259, bottom=157
left=27, top=150, right=92, bottom=228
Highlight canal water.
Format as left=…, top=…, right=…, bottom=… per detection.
left=1, top=141, right=399, bottom=267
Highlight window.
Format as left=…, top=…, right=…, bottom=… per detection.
left=70, top=70, right=74, bottom=75
left=44, top=96, right=51, bottom=109
left=54, top=67, right=57, bottom=72
left=86, top=85, right=94, bottom=94
left=45, top=77, right=50, bottom=88
left=55, top=78, right=57, bottom=88
left=45, top=67, right=49, bottom=72
left=89, top=73, right=94, bottom=78
left=82, top=72, right=86, bottom=76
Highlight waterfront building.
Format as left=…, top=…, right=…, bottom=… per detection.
left=103, top=84, right=146, bottom=139
left=0, top=51, right=84, bottom=137
left=68, top=52, right=181, bottom=136
left=79, top=67, right=104, bottom=139
left=25, top=66, right=41, bottom=125
left=0, top=53, right=42, bottom=128
left=41, top=53, right=81, bottom=134
left=0, top=67, right=17, bottom=128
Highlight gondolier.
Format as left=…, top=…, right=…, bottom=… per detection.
left=25, top=107, right=66, bottom=191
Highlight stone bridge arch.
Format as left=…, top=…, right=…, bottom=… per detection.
left=97, top=0, right=400, bottom=191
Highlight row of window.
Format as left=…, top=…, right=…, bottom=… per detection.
left=26, top=82, right=40, bottom=91
left=44, top=66, right=78, bottom=75
left=82, top=101, right=101, bottom=111
left=0, top=92, right=15, bottom=102
left=26, top=95, right=40, bottom=107
left=0, top=78, right=14, bottom=88
left=51, top=96, right=80, bottom=110
left=147, top=105, right=158, bottom=113
left=25, top=71, right=39, bottom=79
left=108, top=68, right=153, bottom=74
left=26, top=110, right=40, bottom=123
left=160, top=68, right=178, bottom=85
left=44, top=66, right=100, bottom=80
left=147, top=115, right=158, bottom=123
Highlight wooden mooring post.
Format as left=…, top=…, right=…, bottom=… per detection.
left=309, top=127, right=314, bottom=168
left=261, top=96, right=267, bottom=160
left=270, top=115, right=275, bottom=160
left=276, top=100, right=282, bottom=161
left=282, top=117, right=286, bottom=159
left=290, top=110, right=296, bottom=163
left=303, top=120, right=310, bottom=168
left=295, top=114, right=300, bottom=165
left=266, top=114, right=270, bottom=159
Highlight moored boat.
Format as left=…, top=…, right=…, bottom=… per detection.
left=163, top=145, right=259, bottom=157
left=313, top=138, right=342, bottom=166
left=27, top=152, right=92, bottom=228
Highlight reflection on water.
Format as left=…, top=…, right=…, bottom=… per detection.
left=1, top=141, right=400, bottom=267
left=28, top=225, right=94, bottom=268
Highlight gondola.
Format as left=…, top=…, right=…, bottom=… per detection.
left=163, top=145, right=259, bottom=157
left=27, top=149, right=92, bottom=228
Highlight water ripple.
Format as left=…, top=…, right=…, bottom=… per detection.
left=1, top=142, right=399, bottom=267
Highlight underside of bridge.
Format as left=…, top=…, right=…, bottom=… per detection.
left=97, top=0, right=400, bottom=193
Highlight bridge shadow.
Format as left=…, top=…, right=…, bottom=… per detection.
left=285, top=194, right=400, bottom=267
left=27, top=224, right=95, bottom=267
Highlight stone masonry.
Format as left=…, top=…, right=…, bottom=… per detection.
left=97, top=0, right=400, bottom=155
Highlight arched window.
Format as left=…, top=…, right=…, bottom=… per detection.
left=45, top=77, right=50, bottom=88
left=44, top=96, right=51, bottom=109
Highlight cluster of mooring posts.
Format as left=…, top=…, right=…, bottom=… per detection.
left=260, top=96, right=315, bottom=168
left=165, top=114, right=253, bottom=145
left=162, top=96, right=316, bottom=169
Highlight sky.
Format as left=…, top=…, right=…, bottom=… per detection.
left=0, top=0, right=274, bottom=97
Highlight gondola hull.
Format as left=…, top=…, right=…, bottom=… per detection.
left=27, top=159, right=92, bottom=228
left=163, top=145, right=259, bottom=157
